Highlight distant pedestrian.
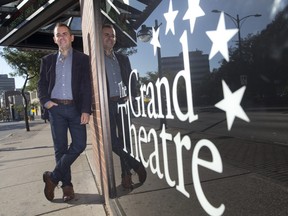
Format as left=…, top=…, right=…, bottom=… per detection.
left=38, top=23, right=92, bottom=202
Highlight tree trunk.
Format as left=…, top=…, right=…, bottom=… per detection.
left=22, top=77, right=30, bottom=132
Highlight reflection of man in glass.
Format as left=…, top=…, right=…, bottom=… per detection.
left=102, top=23, right=147, bottom=189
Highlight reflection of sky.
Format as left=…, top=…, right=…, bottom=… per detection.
left=130, top=0, right=283, bottom=76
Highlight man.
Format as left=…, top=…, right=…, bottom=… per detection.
left=102, top=23, right=147, bottom=189
left=38, top=23, right=92, bottom=202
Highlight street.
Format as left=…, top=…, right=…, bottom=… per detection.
left=132, top=108, right=288, bottom=146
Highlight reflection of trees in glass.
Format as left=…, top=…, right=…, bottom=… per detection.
left=139, top=70, right=199, bottom=107
left=117, top=47, right=137, bottom=56
left=214, top=5, right=288, bottom=107
left=139, top=70, right=181, bottom=106
left=140, top=71, right=159, bottom=85
left=195, top=72, right=222, bottom=106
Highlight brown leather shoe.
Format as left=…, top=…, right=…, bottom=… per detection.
left=43, top=171, right=57, bottom=201
left=62, top=185, right=75, bottom=202
left=121, top=174, right=133, bottom=189
left=135, top=164, right=147, bottom=184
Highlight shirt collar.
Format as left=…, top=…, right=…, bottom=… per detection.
left=58, top=48, right=73, bottom=62
left=58, top=48, right=73, bottom=57
left=105, top=51, right=116, bottom=60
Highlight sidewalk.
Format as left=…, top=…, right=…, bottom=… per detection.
left=0, top=119, right=107, bottom=216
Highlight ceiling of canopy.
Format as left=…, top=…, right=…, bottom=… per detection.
left=0, top=0, right=161, bottom=50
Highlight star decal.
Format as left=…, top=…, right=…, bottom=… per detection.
left=150, top=26, right=161, bottom=56
left=183, top=0, right=205, bottom=34
left=164, top=0, right=178, bottom=35
left=206, top=12, right=238, bottom=61
left=215, top=80, right=250, bottom=131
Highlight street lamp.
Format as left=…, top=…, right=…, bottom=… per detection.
left=211, top=10, right=261, bottom=57
left=137, top=20, right=167, bottom=129
left=137, top=25, right=153, bottom=42
left=212, top=10, right=261, bottom=86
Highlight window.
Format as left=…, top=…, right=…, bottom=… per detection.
left=107, top=1, right=288, bottom=215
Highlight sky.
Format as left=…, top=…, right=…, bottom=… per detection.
left=0, top=0, right=287, bottom=88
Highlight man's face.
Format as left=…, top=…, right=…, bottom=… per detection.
left=102, top=27, right=116, bottom=51
left=53, top=26, right=74, bottom=51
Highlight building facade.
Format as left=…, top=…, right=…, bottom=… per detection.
left=161, top=50, right=210, bottom=84
left=0, top=74, right=15, bottom=92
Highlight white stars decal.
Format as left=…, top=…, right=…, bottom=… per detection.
left=215, top=80, right=250, bottom=130
left=150, top=26, right=161, bottom=56
left=206, top=12, right=238, bottom=61
left=139, top=0, right=256, bottom=214
left=146, top=0, right=250, bottom=131
left=183, top=0, right=205, bottom=34
left=164, top=0, right=179, bottom=35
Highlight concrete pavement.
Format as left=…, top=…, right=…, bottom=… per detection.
left=0, top=119, right=107, bottom=216
left=2, top=108, right=288, bottom=216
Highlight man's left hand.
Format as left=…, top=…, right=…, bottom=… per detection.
left=81, top=113, right=90, bottom=125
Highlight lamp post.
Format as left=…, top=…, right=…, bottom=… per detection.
left=211, top=10, right=261, bottom=58
left=212, top=10, right=261, bottom=86
left=137, top=19, right=167, bottom=129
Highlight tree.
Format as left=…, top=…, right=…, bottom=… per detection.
left=0, top=48, right=52, bottom=131
left=214, top=5, right=288, bottom=107
left=0, top=107, right=9, bottom=121
left=1, top=48, right=51, bottom=90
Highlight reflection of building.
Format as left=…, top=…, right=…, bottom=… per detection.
left=0, top=74, right=41, bottom=120
left=0, top=88, right=40, bottom=121
left=1, top=90, right=30, bottom=120
left=0, top=74, right=15, bottom=91
left=0, top=74, right=16, bottom=110
left=161, top=50, right=210, bottom=83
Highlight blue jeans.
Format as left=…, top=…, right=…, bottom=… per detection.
left=48, top=104, right=87, bottom=186
left=109, top=99, right=140, bottom=177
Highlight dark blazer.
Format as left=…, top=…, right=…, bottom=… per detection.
left=114, top=52, right=137, bottom=97
left=38, top=49, right=92, bottom=115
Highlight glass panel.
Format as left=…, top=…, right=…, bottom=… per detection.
left=106, top=0, right=288, bottom=215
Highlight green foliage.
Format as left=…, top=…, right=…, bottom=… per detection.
left=117, top=47, right=137, bottom=56
left=213, top=5, right=288, bottom=106
left=0, top=48, right=52, bottom=90
left=14, top=104, right=24, bottom=113
left=0, top=107, right=9, bottom=121
left=140, top=71, right=159, bottom=85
